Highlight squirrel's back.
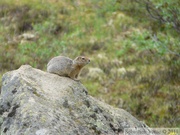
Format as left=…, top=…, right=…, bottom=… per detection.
left=47, top=56, right=73, bottom=76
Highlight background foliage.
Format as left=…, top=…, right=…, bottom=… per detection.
left=0, top=0, right=179, bottom=127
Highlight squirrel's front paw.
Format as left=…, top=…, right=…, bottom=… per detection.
left=73, top=78, right=81, bottom=82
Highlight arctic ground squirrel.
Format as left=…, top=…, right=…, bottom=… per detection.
left=47, top=56, right=90, bottom=81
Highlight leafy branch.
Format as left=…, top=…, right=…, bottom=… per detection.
left=134, top=0, right=180, bottom=33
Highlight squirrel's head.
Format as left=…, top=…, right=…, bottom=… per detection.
left=74, top=56, right=90, bottom=66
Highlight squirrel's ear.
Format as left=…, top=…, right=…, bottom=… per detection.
left=75, top=56, right=80, bottom=60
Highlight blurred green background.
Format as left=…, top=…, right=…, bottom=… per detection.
left=0, top=0, right=179, bottom=127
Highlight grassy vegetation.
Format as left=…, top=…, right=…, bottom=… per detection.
left=0, top=0, right=179, bottom=127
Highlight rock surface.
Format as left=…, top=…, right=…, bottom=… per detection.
left=0, top=65, right=153, bottom=135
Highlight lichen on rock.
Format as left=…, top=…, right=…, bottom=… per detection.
left=0, top=65, right=153, bottom=135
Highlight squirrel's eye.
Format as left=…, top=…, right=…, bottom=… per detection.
left=82, top=57, right=85, bottom=60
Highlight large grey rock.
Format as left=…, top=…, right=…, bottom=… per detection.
left=0, top=65, right=153, bottom=135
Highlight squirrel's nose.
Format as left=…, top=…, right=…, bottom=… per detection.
left=88, top=59, right=90, bottom=63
